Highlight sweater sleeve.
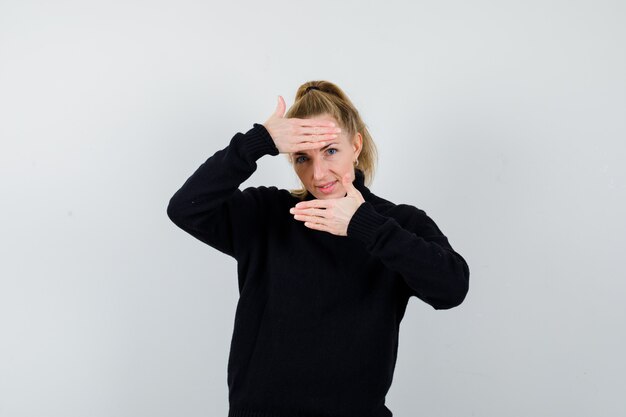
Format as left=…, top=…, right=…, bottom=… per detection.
left=346, top=202, right=470, bottom=310
left=166, top=123, right=279, bottom=259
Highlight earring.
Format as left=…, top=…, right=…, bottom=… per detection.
left=354, top=158, right=359, bottom=167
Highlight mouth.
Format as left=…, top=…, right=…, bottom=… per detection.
left=317, top=180, right=337, bottom=193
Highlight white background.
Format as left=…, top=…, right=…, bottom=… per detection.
left=1, top=1, right=624, bottom=416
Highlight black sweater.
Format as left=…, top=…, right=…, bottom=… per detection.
left=167, top=123, right=470, bottom=417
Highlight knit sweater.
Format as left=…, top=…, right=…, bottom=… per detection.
left=166, top=123, right=470, bottom=417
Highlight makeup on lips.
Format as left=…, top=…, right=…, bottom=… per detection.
left=317, top=180, right=337, bottom=194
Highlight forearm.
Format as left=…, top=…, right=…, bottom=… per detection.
left=167, top=123, right=278, bottom=222
left=166, top=123, right=279, bottom=256
left=347, top=202, right=470, bottom=310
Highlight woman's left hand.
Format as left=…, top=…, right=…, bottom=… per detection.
left=289, top=172, right=366, bottom=236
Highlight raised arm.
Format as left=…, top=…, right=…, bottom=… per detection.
left=166, top=123, right=279, bottom=259
left=167, top=96, right=344, bottom=259
left=347, top=202, right=470, bottom=310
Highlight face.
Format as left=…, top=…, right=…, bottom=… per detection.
left=291, top=114, right=362, bottom=200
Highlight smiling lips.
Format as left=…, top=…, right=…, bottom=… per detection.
left=317, top=181, right=337, bottom=194
left=317, top=181, right=337, bottom=188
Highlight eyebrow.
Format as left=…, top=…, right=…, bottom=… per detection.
left=294, top=142, right=337, bottom=156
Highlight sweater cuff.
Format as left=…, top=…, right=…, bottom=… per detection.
left=347, top=201, right=391, bottom=245
left=239, top=123, right=280, bottom=161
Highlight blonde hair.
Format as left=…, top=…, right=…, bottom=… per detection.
left=284, top=80, right=378, bottom=200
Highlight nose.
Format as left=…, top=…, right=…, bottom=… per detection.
left=312, top=157, right=327, bottom=181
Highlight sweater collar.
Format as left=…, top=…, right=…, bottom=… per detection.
left=303, top=168, right=371, bottom=201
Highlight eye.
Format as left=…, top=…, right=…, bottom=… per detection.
left=294, top=148, right=337, bottom=164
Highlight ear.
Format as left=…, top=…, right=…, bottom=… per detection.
left=352, top=132, right=363, bottom=159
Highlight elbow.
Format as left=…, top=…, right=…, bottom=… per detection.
left=166, top=197, right=183, bottom=225
left=433, top=258, right=470, bottom=310
left=433, top=281, right=468, bottom=310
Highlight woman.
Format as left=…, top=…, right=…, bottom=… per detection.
left=167, top=81, right=470, bottom=417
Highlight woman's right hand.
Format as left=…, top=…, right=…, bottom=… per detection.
left=262, top=95, right=341, bottom=154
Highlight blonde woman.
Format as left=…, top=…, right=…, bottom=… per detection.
left=167, top=80, right=470, bottom=417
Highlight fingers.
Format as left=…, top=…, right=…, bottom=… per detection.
left=293, top=117, right=336, bottom=127
left=292, top=129, right=339, bottom=151
left=300, top=126, right=341, bottom=138
left=289, top=123, right=341, bottom=137
left=290, top=207, right=328, bottom=218
left=293, top=126, right=341, bottom=145
left=292, top=140, right=330, bottom=152
left=295, top=199, right=328, bottom=208
left=277, top=112, right=340, bottom=137
left=292, top=119, right=341, bottom=135
left=300, top=132, right=338, bottom=142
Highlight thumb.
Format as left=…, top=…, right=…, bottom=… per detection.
left=274, top=95, right=286, bottom=118
left=342, top=171, right=358, bottom=197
